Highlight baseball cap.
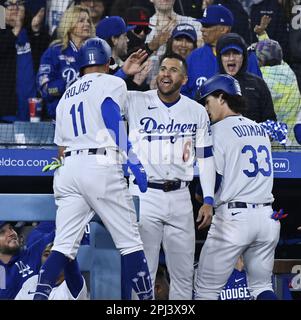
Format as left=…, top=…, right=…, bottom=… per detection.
left=125, top=6, right=150, bottom=26
left=171, top=23, right=197, bottom=43
left=220, top=44, right=243, bottom=55
left=255, top=39, right=283, bottom=66
left=96, top=16, right=136, bottom=40
left=199, top=5, right=234, bottom=27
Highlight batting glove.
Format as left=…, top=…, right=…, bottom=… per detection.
left=127, top=150, right=148, bottom=193
left=42, top=157, right=63, bottom=172
left=271, top=209, right=288, bottom=220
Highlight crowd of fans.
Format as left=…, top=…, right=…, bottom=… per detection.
left=1, top=0, right=301, bottom=300
left=0, top=0, right=300, bottom=147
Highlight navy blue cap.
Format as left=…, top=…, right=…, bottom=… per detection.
left=200, top=5, right=234, bottom=27
left=220, top=44, right=243, bottom=54
left=172, top=23, right=197, bottom=42
left=96, top=16, right=136, bottom=40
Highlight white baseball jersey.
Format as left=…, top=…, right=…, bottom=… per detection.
left=124, top=90, right=212, bottom=181
left=51, top=72, right=143, bottom=259
left=195, top=115, right=280, bottom=300
left=15, top=275, right=88, bottom=300
left=212, top=115, right=274, bottom=207
left=124, top=90, right=212, bottom=299
left=54, top=72, right=127, bottom=153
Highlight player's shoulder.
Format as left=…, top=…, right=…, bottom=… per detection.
left=127, top=89, right=155, bottom=101
left=180, top=94, right=207, bottom=112
left=103, top=73, right=126, bottom=88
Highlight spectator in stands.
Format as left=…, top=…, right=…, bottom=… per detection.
left=0, top=0, right=50, bottom=122
left=75, top=0, right=106, bottom=26
left=165, top=23, right=197, bottom=59
left=209, top=0, right=252, bottom=45
left=15, top=242, right=88, bottom=300
left=149, top=23, right=198, bottom=89
left=215, top=32, right=276, bottom=123
left=145, top=0, right=202, bottom=88
left=146, top=0, right=202, bottom=55
left=96, top=16, right=152, bottom=91
left=182, top=4, right=262, bottom=99
left=125, top=6, right=152, bottom=55
left=250, top=0, right=289, bottom=62
left=110, top=0, right=154, bottom=18
left=0, top=221, right=54, bottom=299
left=255, top=38, right=301, bottom=146
left=37, top=5, right=94, bottom=119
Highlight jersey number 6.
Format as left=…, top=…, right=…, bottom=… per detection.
left=241, top=145, right=272, bottom=177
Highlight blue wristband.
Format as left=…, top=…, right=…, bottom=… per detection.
left=114, top=68, right=128, bottom=80
left=203, top=196, right=214, bottom=206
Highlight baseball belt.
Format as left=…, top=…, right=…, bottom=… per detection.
left=228, top=202, right=272, bottom=209
left=134, top=180, right=189, bottom=192
left=64, top=148, right=107, bottom=157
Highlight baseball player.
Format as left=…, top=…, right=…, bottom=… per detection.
left=124, top=53, right=215, bottom=299
left=33, top=37, right=153, bottom=300
left=194, top=74, right=280, bottom=300
left=15, top=242, right=88, bottom=300
left=0, top=221, right=55, bottom=299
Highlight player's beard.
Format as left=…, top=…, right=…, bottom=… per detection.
left=156, top=78, right=182, bottom=97
left=0, top=242, right=20, bottom=255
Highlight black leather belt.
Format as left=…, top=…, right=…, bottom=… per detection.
left=228, top=202, right=272, bottom=209
left=145, top=181, right=190, bottom=192
left=65, top=148, right=106, bottom=157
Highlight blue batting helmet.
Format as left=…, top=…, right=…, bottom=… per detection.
left=78, top=37, right=112, bottom=71
left=199, top=74, right=242, bottom=102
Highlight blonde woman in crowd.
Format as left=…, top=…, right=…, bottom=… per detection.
left=37, top=5, right=94, bottom=118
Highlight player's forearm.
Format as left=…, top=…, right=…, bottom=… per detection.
left=64, top=258, right=84, bottom=299
left=197, top=155, right=215, bottom=205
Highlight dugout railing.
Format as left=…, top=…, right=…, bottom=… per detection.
left=0, top=193, right=121, bottom=299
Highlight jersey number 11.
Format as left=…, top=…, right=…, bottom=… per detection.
left=70, top=102, right=87, bottom=137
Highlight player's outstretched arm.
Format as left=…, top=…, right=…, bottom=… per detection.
left=101, top=97, right=147, bottom=193
left=120, top=49, right=149, bottom=77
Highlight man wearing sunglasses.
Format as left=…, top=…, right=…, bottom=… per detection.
left=125, top=6, right=152, bottom=55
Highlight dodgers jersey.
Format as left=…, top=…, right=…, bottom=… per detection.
left=212, top=115, right=274, bottom=207
left=124, top=90, right=212, bottom=181
left=0, top=232, right=54, bottom=299
left=14, top=274, right=88, bottom=300
left=219, top=269, right=251, bottom=300
left=54, top=73, right=127, bottom=153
